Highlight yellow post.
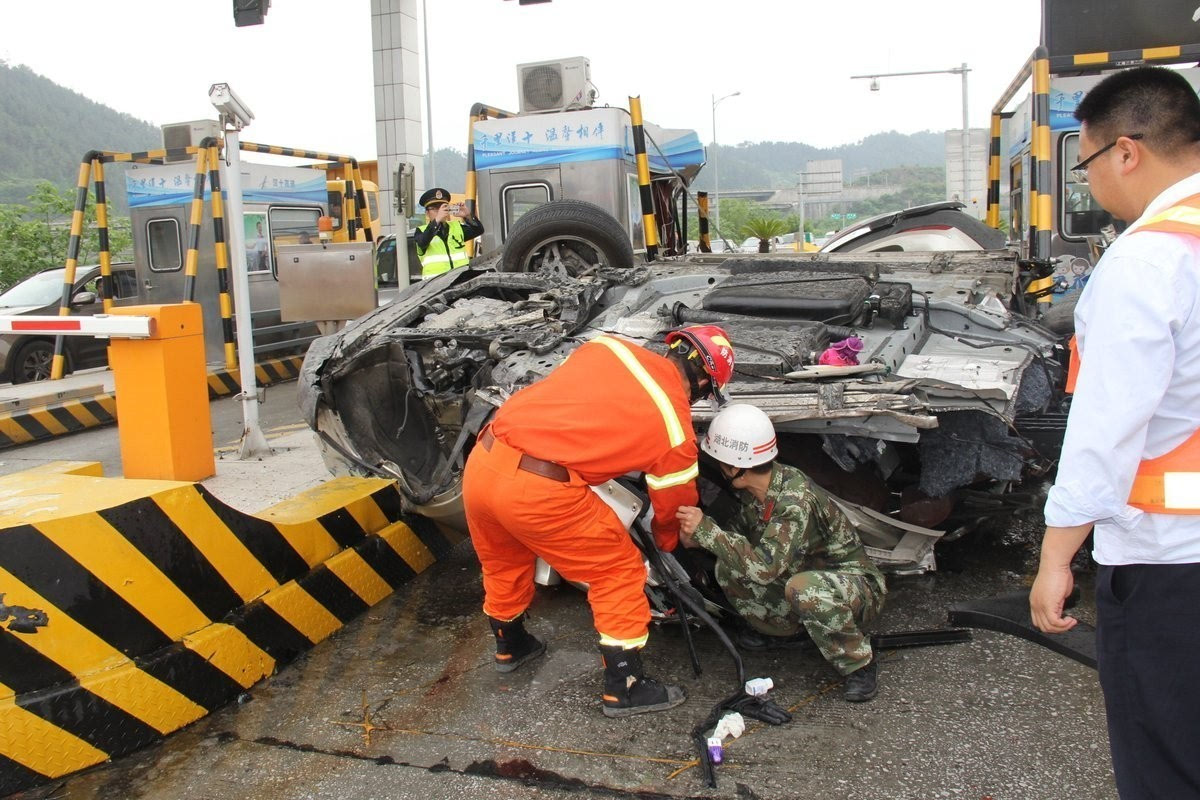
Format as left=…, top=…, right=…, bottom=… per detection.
left=107, top=303, right=215, bottom=481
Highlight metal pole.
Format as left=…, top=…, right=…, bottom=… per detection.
left=961, top=63, right=971, bottom=213
left=222, top=128, right=271, bottom=459
left=711, top=94, right=720, bottom=237
left=423, top=0, right=435, bottom=188
left=797, top=172, right=805, bottom=244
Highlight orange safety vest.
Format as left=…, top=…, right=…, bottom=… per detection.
left=1064, top=192, right=1200, bottom=514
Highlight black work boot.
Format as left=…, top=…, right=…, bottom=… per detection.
left=599, top=645, right=687, bottom=718
left=489, top=615, right=546, bottom=673
left=843, top=657, right=879, bottom=703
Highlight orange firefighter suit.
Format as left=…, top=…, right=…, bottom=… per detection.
left=463, top=335, right=700, bottom=645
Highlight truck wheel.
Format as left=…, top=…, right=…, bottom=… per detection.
left=11, top=340, right=55, bottom=384
left=502, top=199, right=635, bottom=274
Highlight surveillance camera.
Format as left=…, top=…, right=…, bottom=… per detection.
left=208, top=83, right=255, bottom=129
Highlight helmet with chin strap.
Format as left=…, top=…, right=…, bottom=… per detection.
left=701, top=403, right=778, bottom=467
left=665, top=325, right=735, bottom=402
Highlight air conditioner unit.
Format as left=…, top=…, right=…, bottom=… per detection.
left=517, top=57, right=596, bottom=114
left=160, top=120, right=221, bottom=163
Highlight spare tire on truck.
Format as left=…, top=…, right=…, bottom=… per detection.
left=501, top=199, right=635, bottom=274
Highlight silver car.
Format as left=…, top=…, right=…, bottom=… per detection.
left=0, top=264, right=139, bottom=383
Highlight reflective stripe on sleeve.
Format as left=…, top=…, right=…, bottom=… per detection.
left=1164, top=472, right=1200, bottom=510
left=645, top=462, right=699, bottom=490
left=593, top=336, right=686, bottom=448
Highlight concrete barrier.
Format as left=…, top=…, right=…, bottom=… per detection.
left=0, top=461, right=464, bottom=795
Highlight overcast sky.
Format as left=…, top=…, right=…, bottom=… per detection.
left=1, top=0, right=1042, bottom=162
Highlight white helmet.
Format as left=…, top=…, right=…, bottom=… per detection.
left=701, top=404, right=778, bottom=467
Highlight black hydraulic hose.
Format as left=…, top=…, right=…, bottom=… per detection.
left=628, top=517, right=790, bottom=788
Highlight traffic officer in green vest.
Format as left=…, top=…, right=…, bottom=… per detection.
left=414, top=187, right=484, bottom=279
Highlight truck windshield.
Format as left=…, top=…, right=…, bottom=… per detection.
left=1061, top=133, right=1110, bottom=239
left=0, top=269, right=66, bottom=307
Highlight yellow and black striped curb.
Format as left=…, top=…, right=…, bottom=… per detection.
left=0, top=462, right=465, bottom=796
left=0, top=355, right=305, bottom=451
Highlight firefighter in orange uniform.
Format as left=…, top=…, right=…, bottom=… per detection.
left=463, top=326, right=736, bottom=717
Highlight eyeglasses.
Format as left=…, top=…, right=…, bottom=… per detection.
left=1070, top=133, right=1143, bottom=183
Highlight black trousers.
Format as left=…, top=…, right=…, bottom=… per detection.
left=1096, top=562, right=1200, bottom=799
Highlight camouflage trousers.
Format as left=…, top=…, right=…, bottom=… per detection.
left=715, top=565, right=886, bottom=675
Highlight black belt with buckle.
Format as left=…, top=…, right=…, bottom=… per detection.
left=479, top=428, right=569, bottom=482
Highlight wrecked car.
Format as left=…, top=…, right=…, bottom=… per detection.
left=299, top=219, right=1067, bottom=577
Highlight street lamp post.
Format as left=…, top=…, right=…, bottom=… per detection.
left=711, top=91, right=740, bottom=239
left=851, top=64, right=971, bottom=210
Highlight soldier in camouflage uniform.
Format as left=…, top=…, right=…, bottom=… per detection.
left=676, top=404, right=887, bottom=702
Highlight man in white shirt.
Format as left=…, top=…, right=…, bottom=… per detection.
left=1031, top=66, right=1200, bottom=799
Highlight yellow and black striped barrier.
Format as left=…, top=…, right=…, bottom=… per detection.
left=697, top=192, right=711, bottom=253
left=464, top=103, right=517, bottom=258
left=0, top=355, right=305, bottom=451
left=0, top=462, right=464, bottom=795
left=628, top=96, right=659, bottom=262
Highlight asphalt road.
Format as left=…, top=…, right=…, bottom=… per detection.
left=15, top=517, right=1115, bottom=799
left=0, top=385, right=1117, bottom=800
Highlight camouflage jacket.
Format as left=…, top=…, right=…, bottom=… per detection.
left=691, top=463, right=883, bottom=587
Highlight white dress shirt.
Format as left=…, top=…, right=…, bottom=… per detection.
left=1043, top=172, right=1200, bottom=564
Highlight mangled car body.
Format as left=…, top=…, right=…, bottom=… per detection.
left=300, top=244, right=1066, bottom=575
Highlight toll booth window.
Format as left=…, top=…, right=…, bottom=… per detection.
left=328, top=190, right=344, bottom=230
left=1060, top=133, right=1110, bottom=240
left=266, top=207, right=322, bottom=274
left=147, top=219, right=182, bottom=272
left=1009, top=159, right=1024, bottom=244
left=501, top=183, right=551, bottom=242
left=366, top=190, right=378, bottom=226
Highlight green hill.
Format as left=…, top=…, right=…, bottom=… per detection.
left=0, top=61, right=946, bottom=212
left=0, top=62, right=161, bottom=207
left=425, top=130, right=946, bottom=194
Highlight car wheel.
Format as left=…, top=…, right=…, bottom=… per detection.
left=11, top=339, right=56, bottom=384
left=501, top=199, right=635, bottom=274
left=1040, top=294, right=1078, bottom=335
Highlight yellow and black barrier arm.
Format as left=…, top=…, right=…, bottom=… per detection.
left=1030, top=47, right=1052, bottom=266
left=90, top=159, right=114, bottom=314
left=207, top=141, right=237, bottom=369
left=697, top=191, right=711, bottom=253
left=464, top=103, right=518, bottom=258
left=50, top=153, right=98, bottom=380
left=181, top=142, right=213, bottom=303
left=629, top=96, right=659, bottom=262
left=987, top=50, right=1034, bottom=233
left=238, top=142, right=373, bottom=243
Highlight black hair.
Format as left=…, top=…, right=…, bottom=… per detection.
left=1075, top=66, right=1200, bottom=156
left=747, top=460, right=775, bottom=476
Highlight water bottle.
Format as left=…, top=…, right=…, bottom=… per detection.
left=706, top=736, right=724, bottom=764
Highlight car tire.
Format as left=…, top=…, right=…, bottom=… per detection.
left=11, top=339, right=56, bottom=384
left=501, top=199, right=634, bottom=274
left=1040, top=294, right=1078, bottom=335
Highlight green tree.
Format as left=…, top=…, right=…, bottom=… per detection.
left=0, top=181, right=132, bottom=291
left=740, top=216, right=791, bottom=253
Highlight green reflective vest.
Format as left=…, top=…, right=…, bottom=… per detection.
left=416, top=220, right=470, bottom=278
